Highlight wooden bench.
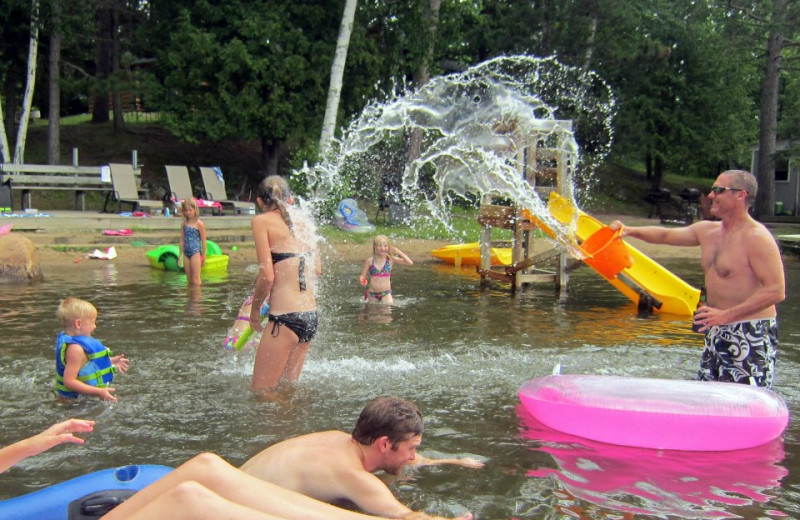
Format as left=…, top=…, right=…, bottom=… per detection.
left=0, top=162, right=140, bottom=211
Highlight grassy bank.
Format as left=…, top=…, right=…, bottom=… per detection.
left=17, top=119, right=713, bottom=232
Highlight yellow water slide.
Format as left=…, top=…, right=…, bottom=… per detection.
left=546, top=193, right=700, bottom=316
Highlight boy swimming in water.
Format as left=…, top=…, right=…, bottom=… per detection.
left=55, top=298, right=130, bottom=402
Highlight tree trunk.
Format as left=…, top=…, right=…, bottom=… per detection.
left=754, top=0, right=786, bottom=218
left=0, top=81, right=12, bottom=162
left=47, top=0, right=62, bottom=164
left=2, top=81, right=16, bottom=157
left=92, top=5, right=113, bottom=123
left=582, top=16, right=598, bottom=71
left=651, top=155, right=664, bottom=191
left=645, top=153, right=652, bottom=180
left=111, top=0, right=124, bottom=131
left=259, top=136, right=282, bottom=178
left=14, top=0, right=40, bottom=164
left=0, top=93, right=9, bottom=163
left=541, top=0, right=553, bottom=54
left=407, top=0, right=441, bottom=169
left=319, top=0, right=358, bottom=154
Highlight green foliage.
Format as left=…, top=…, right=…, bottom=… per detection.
left=778, top=46, right=800, bottom=146
left=144, top=0, right=340, bottom=175
left=601, top=1, right=758, bottom=177
left=0, top=0, right=34, bottom=79
left=5, top=0, right=800, bottom=196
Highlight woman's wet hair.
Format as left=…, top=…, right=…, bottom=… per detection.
left=351, top=396, right=424, bottom=448
left=257, top=175, right=293, bottom=231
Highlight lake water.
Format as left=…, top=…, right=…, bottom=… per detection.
left=1, top=250, right=798, bottom=520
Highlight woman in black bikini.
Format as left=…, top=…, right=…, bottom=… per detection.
left=249, top=175, right=321, bottom=394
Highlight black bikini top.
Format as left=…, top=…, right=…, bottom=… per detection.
left=271, top=251, right=310, bottom=291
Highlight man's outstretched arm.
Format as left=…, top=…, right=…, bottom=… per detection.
left=410, top=454, right=485, bottom=469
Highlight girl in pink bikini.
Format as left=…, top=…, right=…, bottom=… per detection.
left=359, top=235, right=413, bottom=304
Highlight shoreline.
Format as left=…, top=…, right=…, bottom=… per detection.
left=14, top=210, right=800, bottom=273
left=28, top=222, right=705, bottom=276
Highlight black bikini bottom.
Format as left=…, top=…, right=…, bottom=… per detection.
left=268, top=311, right=319, bottom=343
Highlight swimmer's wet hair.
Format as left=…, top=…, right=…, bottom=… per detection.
left=57, top=297, right=97, bottom=329
left=257, top=175, right=294, bottom=233
left=352, top=396, right=424, bottom=448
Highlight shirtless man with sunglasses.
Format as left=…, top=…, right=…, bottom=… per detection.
left=610, top=170, right=785, bottom=387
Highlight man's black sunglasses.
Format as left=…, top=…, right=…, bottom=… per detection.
left=709, top=186, right=743, bottom=195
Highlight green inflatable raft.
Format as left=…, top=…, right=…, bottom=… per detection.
left=145, top=240, right=229, bottom=273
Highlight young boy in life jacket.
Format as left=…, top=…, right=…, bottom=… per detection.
left=55, top=298, right=130, bottom=402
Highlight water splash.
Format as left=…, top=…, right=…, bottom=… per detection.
left=300, top=55, right=615, bottom=248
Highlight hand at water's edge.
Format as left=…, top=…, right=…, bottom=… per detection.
left=0, top=419, right=95, bottom=474
left=98, top=387, right=117, bottom=402
left=40, top=419, right=95, bottom=445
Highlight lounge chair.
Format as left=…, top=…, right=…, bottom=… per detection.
left=165, top=165, right=221, bottom=215
left=103, top=163, right=163, bottom=213
left=165, top=165, right=195, bottom=203
left=199, top=166, right=255, bottom=214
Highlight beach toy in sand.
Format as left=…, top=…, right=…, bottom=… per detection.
left=223, top=301, right=270, bottom=351
left=86, top=247, right=118, bottom=260
left=102, top=229, right=133, bottom=236
left=580, top=226, right=632, bottom=279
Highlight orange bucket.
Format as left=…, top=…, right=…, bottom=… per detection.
left=581, top=226, right=632, bottom=279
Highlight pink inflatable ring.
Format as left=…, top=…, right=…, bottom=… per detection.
left=519, top=374, right=789, bottom=451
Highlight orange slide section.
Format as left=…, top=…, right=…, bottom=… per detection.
left=546, top=193, right=700, bottom=316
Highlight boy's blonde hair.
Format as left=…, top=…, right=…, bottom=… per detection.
left=57, top=298, right=97, bottom=329
left=372, top=234, right=391, bottom=254
left=181, top=197, right=199, bottom=219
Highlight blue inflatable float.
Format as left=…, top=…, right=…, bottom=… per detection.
left=0, top=464, right=172, bottom=520
left=334, top=199, right=376, bottom=233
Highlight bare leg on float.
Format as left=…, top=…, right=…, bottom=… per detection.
left=101, top=452, right=385, bottom=520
